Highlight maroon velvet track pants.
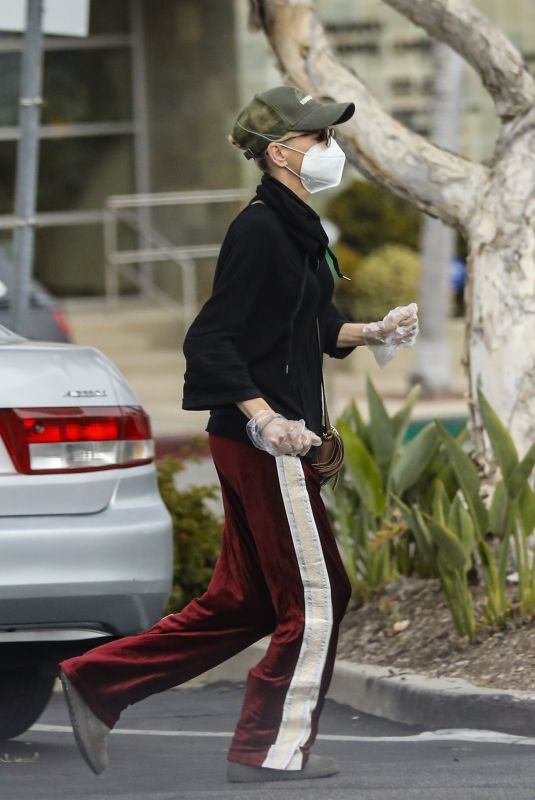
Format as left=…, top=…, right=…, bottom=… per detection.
left=59, top=433, right=352, bottom=770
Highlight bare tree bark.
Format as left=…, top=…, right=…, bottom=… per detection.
left=466, top=115, right=535, bottom=471
left=249, top=0, right=535, bottom=468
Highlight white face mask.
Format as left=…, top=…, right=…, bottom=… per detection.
left=279, top=138, right=346, bottom=194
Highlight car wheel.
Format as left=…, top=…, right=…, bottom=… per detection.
left=0, top=668, right=55, bottom=740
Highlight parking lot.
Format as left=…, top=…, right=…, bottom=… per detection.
left=3, top=681, right=535, bottom=799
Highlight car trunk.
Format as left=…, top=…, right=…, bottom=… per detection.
left=0, top=338, right=145, bottom=516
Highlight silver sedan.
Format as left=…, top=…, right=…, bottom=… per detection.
left=0, top=325, right=173, bottom=740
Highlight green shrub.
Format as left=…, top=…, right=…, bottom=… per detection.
left=334, top=243, right=420, bottom=322
left=326, top=179, right=422, bottom=254
left=157, top=456, right=223, bottom=614
left=326, top=382, right=535, bottom=640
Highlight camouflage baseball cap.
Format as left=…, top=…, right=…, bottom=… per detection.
left=231, top=85, right=355, bottom=160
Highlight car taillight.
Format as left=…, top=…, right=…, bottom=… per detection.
left=51, top=307, right=73, bottom=340
left=0, top=406, right=154, bottom=474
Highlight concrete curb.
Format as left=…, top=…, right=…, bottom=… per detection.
left=174, top=640, right=535, bottom=737
left=327, top=661, right=535, bottom=736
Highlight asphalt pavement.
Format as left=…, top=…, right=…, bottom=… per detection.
left=3, top=681, right=535, bottom=799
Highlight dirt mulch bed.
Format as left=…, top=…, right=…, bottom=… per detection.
left=337, top=576, right=535, bottom=693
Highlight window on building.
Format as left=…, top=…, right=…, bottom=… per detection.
left=336, top=42, right=379, bottom=55
left=390, top=79, right=412, bottom=97
left=324, top=21, right=382, bottom=35
left=324, top=18, right=381, bottom=57
left=0, top=0, right=144, bottom=296
left=42, top=48, right=133, bottom=124
left=0, top=142, right=16, bottom=216
left=393, top=38, right=431, bottom=54
left=421, top=77, right=435, bottom=96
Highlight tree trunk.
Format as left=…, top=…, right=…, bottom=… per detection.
left=466, top=111, right=535, bottom=467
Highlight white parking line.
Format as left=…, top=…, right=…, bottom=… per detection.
left=30, top=724, right=535, bottom=746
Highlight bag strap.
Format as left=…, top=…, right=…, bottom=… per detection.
left=316, top=317, right=331, bottom=431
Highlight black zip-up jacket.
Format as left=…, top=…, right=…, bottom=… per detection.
left=181, top=187, right=357, bottom=462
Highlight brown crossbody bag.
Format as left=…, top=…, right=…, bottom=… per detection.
left=311, top=317, right=345, bottom=489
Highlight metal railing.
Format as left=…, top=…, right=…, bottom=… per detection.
left=103, top=188, right=250, bottom=331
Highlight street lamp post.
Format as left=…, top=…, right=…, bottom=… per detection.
left=11, top=0, right=44, bottom=334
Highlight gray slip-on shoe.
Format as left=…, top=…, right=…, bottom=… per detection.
left=59, top=670, right=110, bottom=775
left=227, top=754, right=339, bottom=783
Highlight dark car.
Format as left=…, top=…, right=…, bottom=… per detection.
left=0, top=248, right=72, bottom=342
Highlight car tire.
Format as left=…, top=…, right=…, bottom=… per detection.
left=0, top=668, right=55, bottom=740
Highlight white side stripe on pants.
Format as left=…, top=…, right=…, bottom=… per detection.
left=262, top=455, right=333, bottom=771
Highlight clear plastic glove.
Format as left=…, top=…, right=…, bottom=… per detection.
left=363, top=302, right=419, bottom=346
left=363, top=302, right=419, bottom=368
left=246, top=409, right=322, bottom=457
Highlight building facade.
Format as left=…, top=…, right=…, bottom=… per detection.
left=0, top=0, right=243, bottom=297
left=0, top=0, right=533, bottom=297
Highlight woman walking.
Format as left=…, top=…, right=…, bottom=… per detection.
left=59, top=85, right=418, bottom=783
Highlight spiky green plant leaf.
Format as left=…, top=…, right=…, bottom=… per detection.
left=390, top=422, right=439, bottom=495
left=455, top=425, right=470, bottom=447
left=337, top=420, right=386, bottom=516
left=448, top=493, right=475, bottom=558
left=366, top=376, right=395, bottom=474
left=498, top=528, right=512, bottom=595
left=338, top=398, right=369, bottom=446
left=434, top=421, right=488, bottom=537
left=392, top=493, right=436, bottom=567
left=423, top=514, right=469, bottom=571
left=323, top=483, right=359, bottom=591
left=489, top=480, right=512, bottom=537
left=390, top=384, right=422, bottom=445
left=432, top=479, right=450, bottom=526
left=477, top=387, right=518, bottom=483
left=477, top=538, right=508, bottom=628
left=436, top=561, right=476, bottom=640
left=411, top=506, right=436, bottom=566
left=518, top=483, right=535, bottom=537
left=435, top=461, right=456, bottom=490
left=508, top=441, right=535, bottom=498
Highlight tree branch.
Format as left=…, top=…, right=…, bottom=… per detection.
left=383, top=0, right=535, bottom=121
left=251, top=0, right=487, bottom=232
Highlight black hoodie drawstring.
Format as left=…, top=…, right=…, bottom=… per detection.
left=285, top=253, right=310, bottom=376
